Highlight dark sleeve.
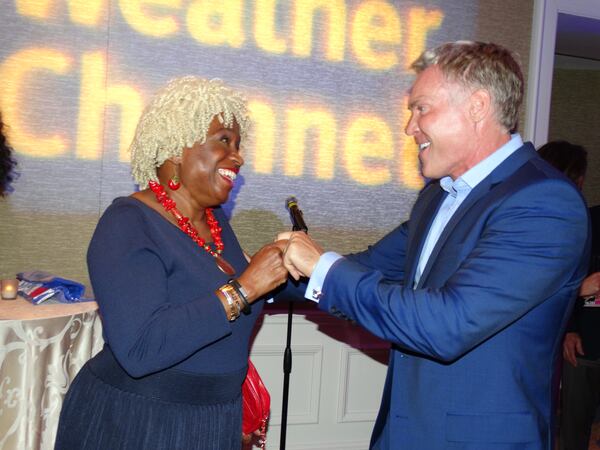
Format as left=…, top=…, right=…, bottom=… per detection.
left=567, top=205, right=599, bottom=333
left=566, top=298, right=584, bottom=333
left=589, top=205, right=600, bottom=258
left=88, top=204, right=232, bottom=377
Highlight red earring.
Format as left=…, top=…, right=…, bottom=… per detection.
left=168, top=175, right=180, bottom=190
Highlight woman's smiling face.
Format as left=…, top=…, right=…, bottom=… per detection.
left=179, top=115, right=244, bottom=208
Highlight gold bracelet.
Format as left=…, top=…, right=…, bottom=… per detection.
left=218, top=285, right=239, bottom=321
left=223, top=284, right=243, bottom=315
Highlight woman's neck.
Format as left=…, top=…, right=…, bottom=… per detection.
left=132, top=188, right=212, bottom=240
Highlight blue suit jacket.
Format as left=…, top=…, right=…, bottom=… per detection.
left=319, top=143, right=589, bottom=450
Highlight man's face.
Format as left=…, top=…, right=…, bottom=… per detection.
left=405, top=66, right=476, bottom=180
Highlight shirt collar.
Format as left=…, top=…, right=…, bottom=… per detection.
left=440, top=133, right=523, bottom=195
left=440, top=176, right=468, bottom=197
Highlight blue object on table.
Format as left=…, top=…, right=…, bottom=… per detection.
left=16, top=271, right=92, bottom=304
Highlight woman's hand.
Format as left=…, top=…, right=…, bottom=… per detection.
left=241, top=430, right=263, bottom=446
left=242, top=432, right=251, bottom=445
left=237, top=242, right=289, bottom=303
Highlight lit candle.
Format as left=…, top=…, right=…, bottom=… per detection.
left=1, top=279, right=18, bottom=300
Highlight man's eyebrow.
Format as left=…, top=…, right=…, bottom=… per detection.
left=407, top=96, right=421, bottom=109
left=407, top=92, right=432, bottom=108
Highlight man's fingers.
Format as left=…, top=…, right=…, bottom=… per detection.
left=283, top=253, right=301, bottom=280
left=564, top=347, right=575, bottom=366
left=284, top=261, right=301, bottom=280
left=277, top=231, right=293, bottom=241
left=564, top=345, right=578, bottom=367
left=273, top=239, right=288, bottom=252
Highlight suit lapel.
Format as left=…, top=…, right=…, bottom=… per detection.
left=405, top=183, right=446, bottom=286
left=415, top=143, right=538, bottom=288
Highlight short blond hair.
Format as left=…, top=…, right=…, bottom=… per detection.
left=130, top=76, right=250, bottom=188
left=411, top=41, right=524, bottom=132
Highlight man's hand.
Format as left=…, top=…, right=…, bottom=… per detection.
left=579, top=272, right=600, bottom=298
left=277, top=231, right=324, bottom=280
left=563, top=332, right=584, bottom=367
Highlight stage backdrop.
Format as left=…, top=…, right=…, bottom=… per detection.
left=0, top=0, right=533, bottom=288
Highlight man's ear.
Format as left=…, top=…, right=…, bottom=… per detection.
left=469, top=89, right=492, bottom=123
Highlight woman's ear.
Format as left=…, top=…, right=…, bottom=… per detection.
left=166, top=155, right=182, bottom=165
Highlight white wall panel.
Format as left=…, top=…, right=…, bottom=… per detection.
left=249, top=307, right=389, bottom=450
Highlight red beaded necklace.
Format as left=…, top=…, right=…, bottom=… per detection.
left=148, top=180, right=235, bottom=275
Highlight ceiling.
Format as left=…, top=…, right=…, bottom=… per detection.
left=554, top=13, right=600, bottom=69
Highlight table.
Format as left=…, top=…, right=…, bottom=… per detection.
left=0, top=296, right=104, bottom=450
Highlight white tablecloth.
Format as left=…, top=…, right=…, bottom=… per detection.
left=0, top=296, right=104, bottom=449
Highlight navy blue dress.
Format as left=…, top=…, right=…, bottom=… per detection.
left=55, top=197, right=263, bottom=449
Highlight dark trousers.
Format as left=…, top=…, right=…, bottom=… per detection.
left=559, top=358, right=600, bottom=450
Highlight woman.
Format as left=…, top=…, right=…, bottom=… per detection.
left=55, top=77, right=288, bottom=449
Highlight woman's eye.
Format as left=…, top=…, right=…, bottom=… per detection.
left=220, top=135, right=230, bottom=144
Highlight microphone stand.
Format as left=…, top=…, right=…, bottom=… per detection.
left=279, top=299, right=293, bottom=450
left=280, top=222, right=306, bottom=450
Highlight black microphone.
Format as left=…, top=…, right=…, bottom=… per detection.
left=286, top=196, right=308, bottom=233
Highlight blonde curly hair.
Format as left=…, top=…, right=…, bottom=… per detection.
left=130, top=76, right=251, bottom=188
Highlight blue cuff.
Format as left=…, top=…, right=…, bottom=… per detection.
left=304, top=252, right=343, bottom=302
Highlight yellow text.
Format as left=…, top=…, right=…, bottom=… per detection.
left=16, top=0, right=443, bottom=71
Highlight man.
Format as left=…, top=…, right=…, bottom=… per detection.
left=561, top=210, right=600, bottom=449
left=538, top=140, right=600, bottom=450
left=279, top=42, right=590, bottom=449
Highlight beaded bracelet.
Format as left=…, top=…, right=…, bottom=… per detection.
left=228, top=279, right=251, bottom=314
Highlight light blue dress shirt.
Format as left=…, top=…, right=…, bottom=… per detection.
left=305, top=134, right=524, bottom=302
